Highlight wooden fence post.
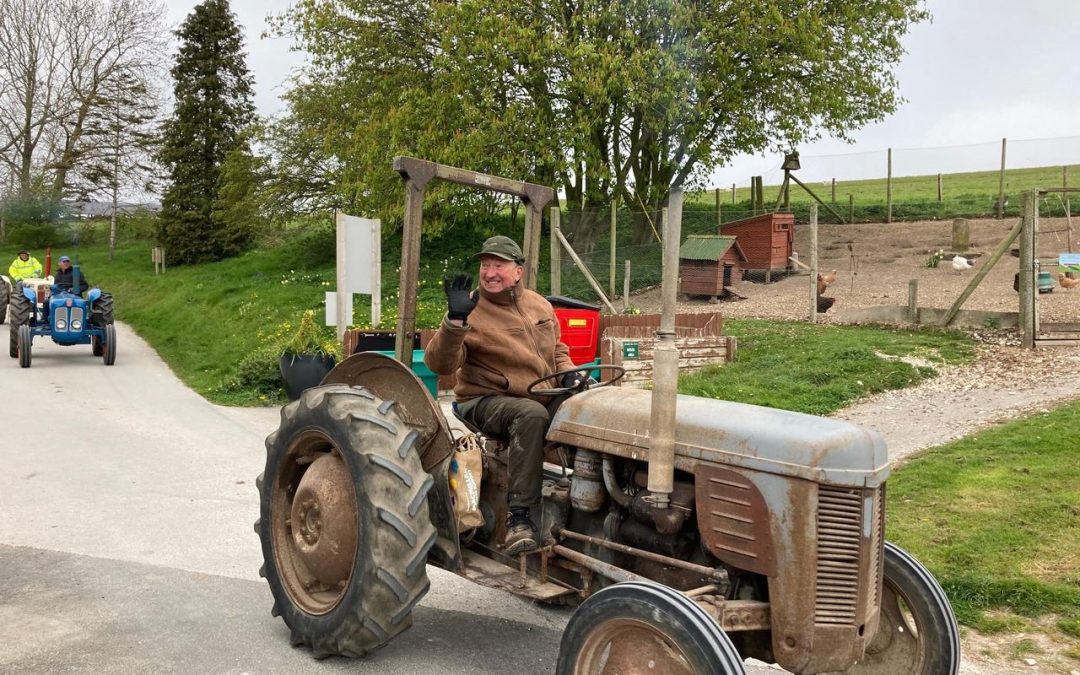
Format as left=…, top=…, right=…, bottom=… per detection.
left=809, top=204, right=818, bottom=323
left=550, top=206, right=561, bottom=296
left=610, top=199, right=617, bottom=299
left=997, top=138, right=1007, bottom=219
left=886, top=147, right=893, bottom=224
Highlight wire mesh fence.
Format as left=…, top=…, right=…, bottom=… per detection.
left=549, top=190, right=1080, bottom=329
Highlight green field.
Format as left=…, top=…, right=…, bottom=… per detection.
left=687, top=163, right=1080, bottom=224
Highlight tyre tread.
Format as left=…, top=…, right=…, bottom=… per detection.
left=257, top=384, right=436, bottom=658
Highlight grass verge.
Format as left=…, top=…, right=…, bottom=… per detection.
left=887, top=402, right=1080, bottom=656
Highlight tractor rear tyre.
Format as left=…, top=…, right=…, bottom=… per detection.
left=17, top=324, right=31, bottom=368
left=557, top=580, right=747, bottom=675
left=0, top=277, right=8, bottom=324
left=9, top=293, right=31, bottom=358
left=257, top=384, right=436, bottom=658
left=102, top=323, right=116, bottom=365
left=842, top=542, right=960, bottom=675
left=91, top=291, right=114, bottom=326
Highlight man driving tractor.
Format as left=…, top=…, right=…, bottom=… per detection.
left=53, top=255, right=89, bottom=295
left=424, top=235, right=585, bottom=555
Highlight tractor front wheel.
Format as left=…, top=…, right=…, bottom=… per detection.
left=9, top=292, right=31, bottom=358
left=101, top=323, right=116, bottom=365
left=256, top=384, right=436, bottom=658
left=557, top=580, right=747, bottom=675
left=17, top=324, right=31, bottom=368
left=843, top=542, right=960, bottom=675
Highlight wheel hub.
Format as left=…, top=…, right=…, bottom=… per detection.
left=289, top=452, right=358, bottom=588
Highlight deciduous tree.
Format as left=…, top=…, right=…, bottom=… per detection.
left=273, top=0, right=928, bottom=245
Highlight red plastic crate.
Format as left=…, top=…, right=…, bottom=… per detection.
left=554, top=307, right=600, bottom=365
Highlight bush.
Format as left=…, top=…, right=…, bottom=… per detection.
left=8, top=223, right=60, bottom=249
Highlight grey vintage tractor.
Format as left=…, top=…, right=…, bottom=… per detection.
left=8, top=267, right=115, bottom=367
left=255, top=159, right=959, bottom=674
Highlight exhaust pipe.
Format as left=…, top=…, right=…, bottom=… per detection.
left=645, top=188, right=683, bottom=515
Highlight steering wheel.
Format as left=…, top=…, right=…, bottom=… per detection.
left=526, top=364, right=625, bottom=397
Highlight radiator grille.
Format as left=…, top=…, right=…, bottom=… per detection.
left=54, top=307, right=69, bottom=330
left=868, top=485, right=885, bottom=611
left=70, top=306, right=84, bottom=326
left=815, top=487, right=862, bottom=625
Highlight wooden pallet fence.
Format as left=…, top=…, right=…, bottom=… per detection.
left=602, top=334, right=737, bottom=388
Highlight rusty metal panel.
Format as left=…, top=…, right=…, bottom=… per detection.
left=695, top=464, right=775, bottom=576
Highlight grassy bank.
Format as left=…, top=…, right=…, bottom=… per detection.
left=887, top=402, right=1080, bottom=660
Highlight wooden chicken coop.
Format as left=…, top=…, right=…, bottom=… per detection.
left=678, top=234, right=747, bottom=300
left=720, top=212, right=795, bottom=281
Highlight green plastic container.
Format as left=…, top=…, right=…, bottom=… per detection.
left=373, top=349, right=439, bottom=399
left=1038, top=270, right=1055, bottom=293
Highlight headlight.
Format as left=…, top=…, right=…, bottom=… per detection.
left=56, top=319, right=67, bottom=330
left=71, top=320, right=82, bottom=330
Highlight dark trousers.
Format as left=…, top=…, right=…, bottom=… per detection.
left=463, top=394, right=568, bottom=509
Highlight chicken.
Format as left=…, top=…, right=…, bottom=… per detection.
left=817, top=295, right=836, bottom=313
left=816, top=269, right=838, bottom=296
left=951, top=255, right=973, bottom=272
left=1059, top=273, right=1080, bottom=289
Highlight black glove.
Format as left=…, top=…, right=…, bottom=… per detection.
left=444, top=274, right=478, bottom=322
left=561, top=372, right=586, bottom=390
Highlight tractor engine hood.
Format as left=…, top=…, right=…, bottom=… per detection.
left=548, top=387, right=889, bottom=487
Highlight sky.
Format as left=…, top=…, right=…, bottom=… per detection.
left=167, top=0, right=1080, bottom=187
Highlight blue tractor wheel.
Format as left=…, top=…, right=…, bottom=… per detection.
left=17, top=324, right=31, bottom=368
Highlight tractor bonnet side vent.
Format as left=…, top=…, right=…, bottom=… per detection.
left=815, top=486, right=862, bottom=625
left=869, top=485, right=885, bottom=612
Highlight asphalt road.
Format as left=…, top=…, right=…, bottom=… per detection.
left=0, top=323, right=873, bottom=674
left=0, top=323, right=570, bottom=674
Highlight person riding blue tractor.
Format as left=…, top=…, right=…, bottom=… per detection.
left=8, top=255, right=116, bottom=368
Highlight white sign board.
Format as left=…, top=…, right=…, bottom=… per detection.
left=331, top=212, right=382, bottom=338
left=337, top=212, right=380, bottom=294
left=324, top=292, right=353, bottom=326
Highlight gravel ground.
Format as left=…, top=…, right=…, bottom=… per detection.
left=631, top=216, right=1080, bottom=324
left=625, top=217, right=1080, bottom=673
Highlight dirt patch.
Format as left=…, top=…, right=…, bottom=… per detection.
left=629, top=216, right=1080, bottom=325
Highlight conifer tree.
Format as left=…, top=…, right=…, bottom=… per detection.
left=159, top=0, right=255, bottom=264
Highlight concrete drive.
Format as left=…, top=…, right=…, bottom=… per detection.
left=0, top=324, right=565, bottom=673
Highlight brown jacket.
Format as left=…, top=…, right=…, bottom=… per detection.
left=424, top=284, right=574, bottom=403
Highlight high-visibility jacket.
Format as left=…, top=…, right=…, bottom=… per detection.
left=8, top=256, right=42, bottom=281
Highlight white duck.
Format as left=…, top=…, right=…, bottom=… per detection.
left=951, top=255, right=973, bottom=273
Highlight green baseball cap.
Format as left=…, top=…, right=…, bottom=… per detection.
left=474, top=235, right=524, bottom=263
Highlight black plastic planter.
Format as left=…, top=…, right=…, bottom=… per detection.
left=279, top=354, right=336, bottom=402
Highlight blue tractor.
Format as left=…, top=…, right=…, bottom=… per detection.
left=8, top=265, right=115, bottom=368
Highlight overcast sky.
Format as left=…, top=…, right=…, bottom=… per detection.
left=167, top=0, right=1080, bottom=187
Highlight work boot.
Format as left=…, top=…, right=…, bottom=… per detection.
left=504, top=506, right=537, bottom=555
